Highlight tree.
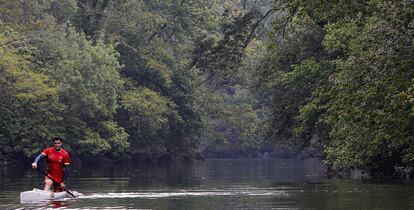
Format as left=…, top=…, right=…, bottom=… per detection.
left=257, top=0, right=414, bottom=177
left=30, top=24, right=128, bottom=158
left=254, top=10, right=328, bottom=152
left=0, top=22, right=62, bottom=160
left=323, top=0, right=414, bottom=177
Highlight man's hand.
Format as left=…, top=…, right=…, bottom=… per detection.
left=60, top=182, right=66, bottom=189
left=31, top=163, right=38, bottom=168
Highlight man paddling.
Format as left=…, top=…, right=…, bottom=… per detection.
left=32, top=137, right=71, bottom=192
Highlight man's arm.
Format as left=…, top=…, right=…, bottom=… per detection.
left=31, top=153, right=45, bottom=168
left=63, top=164, right=70, bottom=182
left=60, top=164, right=70, bottom=188
left=63, top=151, right=71, bottom=182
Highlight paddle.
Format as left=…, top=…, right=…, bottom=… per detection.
left=36, top=168, right=76, bottom=198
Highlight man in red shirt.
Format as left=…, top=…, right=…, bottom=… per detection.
left=32, top=137, right=71, bottom=192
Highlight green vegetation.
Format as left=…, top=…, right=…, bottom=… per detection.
left=0, top=0, right=263, bottom=163
left=1, top=0, right=413, bottom=178
left=256, top=0, right=414, bottom=178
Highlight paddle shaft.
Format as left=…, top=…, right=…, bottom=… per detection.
left=36, top=168, right=76, bottom=198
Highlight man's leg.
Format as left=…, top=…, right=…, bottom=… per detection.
left=44, top=178, right=53, bottom=191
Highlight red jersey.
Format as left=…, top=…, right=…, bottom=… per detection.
left=41, top=147, right=71, bottom=182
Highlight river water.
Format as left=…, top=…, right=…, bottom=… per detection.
left=1, top=158, right=414, bottom=209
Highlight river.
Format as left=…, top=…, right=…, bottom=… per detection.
left=1, top=158, right=414, bottom=209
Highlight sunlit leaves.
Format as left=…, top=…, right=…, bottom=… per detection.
left=34, top=25, right=123, bottom=120
left=77, top=128, right=111, bottom=155
left=0, top=0, right=267, bottom=162
left=120, top=88, right=174, bottom=129
left=98, top=121, right=129, bottom=154
left=27, top=23, right=126, bottom=158
left=0, top=22, right=62, bottom=158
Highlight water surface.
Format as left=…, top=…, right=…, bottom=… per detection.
left=1, top=158, right=413, bottom=209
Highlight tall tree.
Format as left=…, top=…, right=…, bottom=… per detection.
left=30, top=24, right=128, bottom=158
left=0, top=22, right=62, bottom=160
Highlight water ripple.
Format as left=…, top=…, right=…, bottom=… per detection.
left=80, top=189, right=289, bottom=199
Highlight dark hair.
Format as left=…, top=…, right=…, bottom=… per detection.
left=52, top=137, right=63, bottom=142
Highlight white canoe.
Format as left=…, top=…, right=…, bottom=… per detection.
left=20, top=188, right=80, bottom=203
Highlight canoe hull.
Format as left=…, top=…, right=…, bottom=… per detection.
left=20, top=188, right=78, bottom=203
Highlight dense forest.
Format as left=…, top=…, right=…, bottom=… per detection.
left=1, top=0, right=413, bottom=178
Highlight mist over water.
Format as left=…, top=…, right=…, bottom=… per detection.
left=1, top=158, right=414, bottom=209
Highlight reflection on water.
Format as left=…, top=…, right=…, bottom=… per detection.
left=1, top=158, right=414, bottom=209
left=47, top=201, right=70, bottom=209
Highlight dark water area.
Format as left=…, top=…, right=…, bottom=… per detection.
left=1, top=158, right=414, bottom=209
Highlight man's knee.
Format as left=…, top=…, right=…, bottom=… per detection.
left=44, top=178, right=53, bottom=185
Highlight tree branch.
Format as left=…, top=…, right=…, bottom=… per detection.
left=244, top=8, right=277, bottom=48
left=76, top=0, right=86, bottom=8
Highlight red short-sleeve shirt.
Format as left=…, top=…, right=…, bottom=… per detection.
left=41, top=147, right=70, bottom=182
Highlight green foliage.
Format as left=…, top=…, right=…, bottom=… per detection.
left=0, top=0, right=267, bottom=162
left=278, top=0, right=369, bottom=25
left=323, top=0, right=414, bottom=176
left=323, top=16, right=361, bottom=55
left=120, top=88, right=174, bottom=130
left=77, top=128, right=111, bottom=156
left=192, top=8, right=263, bottom=89
left=0, top=22, right=62, bottom=159
left=118, top=86, right=182, bottom=157
left=257, top=0, right=414, bottom=177
left=254, top=10, right=327, bottom=151
left=29, top=23, right=126, bottom=158
left=0, top=0, right=53, bottom=30
left=98, top=121, right=129, bottom=155
left=196, top=85, right=260, bottom=155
